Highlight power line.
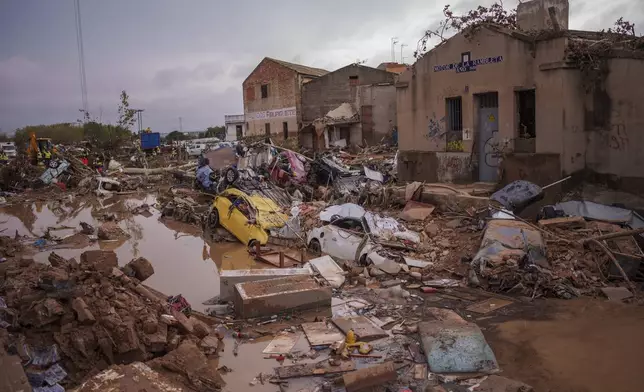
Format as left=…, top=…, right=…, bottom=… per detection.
left=74, top=0, right=88, bottom=114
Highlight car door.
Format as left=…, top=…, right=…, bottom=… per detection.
left=321, top=218, right=365, bottom=261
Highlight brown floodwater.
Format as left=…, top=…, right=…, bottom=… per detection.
left=0, top=194, right=263, bottom=313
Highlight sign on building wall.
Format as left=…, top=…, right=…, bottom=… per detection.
left=246, top=107, right=296, bottom=121
left=434, top=56, right=503, bottom=73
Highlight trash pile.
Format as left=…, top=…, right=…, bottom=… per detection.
left=0, top=250, right=226, bottom=391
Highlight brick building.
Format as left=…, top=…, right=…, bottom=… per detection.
left=300, top=64, right=397, bottom=150
left=243, top=58, right=328, bottom=139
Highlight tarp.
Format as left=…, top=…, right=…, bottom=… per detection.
left=364, top=212, right=420, bottom=244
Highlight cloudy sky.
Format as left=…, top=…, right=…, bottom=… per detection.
left=1, top=0, right=641, bottom=133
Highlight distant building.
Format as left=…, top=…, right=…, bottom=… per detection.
left=224, top=114, right=245, bottom=141
left=377, top=62, right=408, bottom=74
left=300, top=64, right=397, bottom=150
left=243, top=57, right=328, bottom=140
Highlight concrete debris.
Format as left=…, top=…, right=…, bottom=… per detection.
left=97, top=222, right=130, bottom=241
left=343, top=361, right=397, bottom=392
left=219, top=268, right=311, bottom=301
left=122, top=257, right=155, bottom=282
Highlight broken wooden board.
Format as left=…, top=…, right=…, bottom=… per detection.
left=601, top=287, right=634, bottom=302
left=262, top=333, right=300, bottom=354
left=413, top=364, right=428, bottom=380
left=301, top=322, right=344, bottom=347
left=276, top=360, right=355, bottom=379
left=538, top=216, right=586, bottom=229
left=400, top=200, right=435, bottom=222
left=332, top=316, right=387, bottom=342
left=466, top=298, right=513, bottom=314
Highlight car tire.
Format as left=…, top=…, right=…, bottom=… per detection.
left=224, top=167, right=239, bottom=185
left=207, top=207, right=219, bottom=229
left=248, top=239, right=259, bottom=250
left=48, top=160, right=59, bottom=169
left=308, top=239, right=321, bottom=255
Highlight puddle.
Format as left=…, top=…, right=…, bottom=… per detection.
left=0, top=194, right=269, bottom=312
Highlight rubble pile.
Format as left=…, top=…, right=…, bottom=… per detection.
left=0, top=250, right=225, bottom=390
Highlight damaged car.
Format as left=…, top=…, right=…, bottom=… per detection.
left=207, top=188, right=288, bottom=246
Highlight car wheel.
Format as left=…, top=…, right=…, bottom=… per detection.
left=224, top=167, right=239, bottom=185
left=248, top=239, right=259, bottom=251
left=48, top=160, right=60, bottom=169
left=207, top=207, right=219, bottom=229
left=308, top=239, right=321, bottom=255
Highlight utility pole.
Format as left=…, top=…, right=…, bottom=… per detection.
left=400, top=44, right=407, bottom=64
left=132, top=109, right=144, bottom=133
left=390, top=37, right=398, bottom=62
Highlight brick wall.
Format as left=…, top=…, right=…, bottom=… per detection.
left=243, top=59, right=299, bottom=138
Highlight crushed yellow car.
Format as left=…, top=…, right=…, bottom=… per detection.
left=208, top=188, right=288, bottom=246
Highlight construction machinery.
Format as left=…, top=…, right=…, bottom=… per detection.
left=27, top=133, right=55, bottom=164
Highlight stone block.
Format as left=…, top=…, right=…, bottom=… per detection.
left=122, top=257, right=154, bottom=282
left=233, top=275, right=332, bottom=319
left=143, top=322, right=168, bottom=353
left=219, top=268, right=311, bottom=301
left=190, top=318, right=210, bottom=339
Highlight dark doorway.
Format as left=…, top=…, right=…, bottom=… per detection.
left=515, top=89, right=536, bottom=153
left=265, top=122, right=271, bottom=136
left=283, top=122, right=288, bottom=139
left=476, top=92, right=499, bottom=182
left=236, top=125, right=243, bottom=140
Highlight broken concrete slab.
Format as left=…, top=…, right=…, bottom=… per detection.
left=343, top=361, right=397, bottom=392
left=74, top=362, right=188, bottom=392
left=404, top=257, right=433, bottom=269
left=308, top=255, right=345, bottom=288
left=368, top=252, right=401, bottom=275
left=332, top=316, right=388, bottom=342
left=122, top=257, right=154, bottom=281
left=80, top=250, right=118, bottom=272
left=198, top=335, right=220, bottom=356
left=262, top=333, right=299, bottom=354
left=419, top=319, right=499, bottom=374
left=97, top=222, right=130, bottom=241
left=219, top=268, right=311, bottom=301
left=301, top=322, right=345, bottom=346
left=601, top=287, right=634, bottom=302
left=233, top=275, right=332, bottom=319
left=152, top=340, right=224, bottom=391
left=400, top=200, right=435, bottom=222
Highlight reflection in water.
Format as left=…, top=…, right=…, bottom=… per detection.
left=0, top=195, right=264, bottom=313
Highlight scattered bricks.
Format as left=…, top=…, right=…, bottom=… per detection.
left=143, top=322, right=168, bottom=353
left=20, top=298, right=65, bottom=327
left=134, top=285, right=162, bottom=305
left=190, top=318, right=210, bottom=339
left=170, top=308, right=193, bottom=334
left=141, top=314, right=159, bottom=334
left=114, top=321, right=142, bottom=354
left=71, top=298, right=96, bottom=325
left=122, top=257, right=155, bottom=282
left=219, top=268, right=311, bottom=301
left=233, top=275, right=332, bottom=319
left=342, top=361, right=397, bottom=392
left=81, top=250, right=118, bottom=272
left=111, top=267, right=125, bottom=279
left=198, top=335, right=220, bottom=356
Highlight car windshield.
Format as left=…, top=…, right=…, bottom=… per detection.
left=3, top=146, right=15, bottom=151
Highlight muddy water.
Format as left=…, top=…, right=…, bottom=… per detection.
left=0, top=194, right=263, bottom=312
left=486, top=298, right=644, bottom=392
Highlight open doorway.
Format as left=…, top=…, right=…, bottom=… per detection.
left=515, top=89, right=536, bottom=153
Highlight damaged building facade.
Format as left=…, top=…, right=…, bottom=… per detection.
left=396, top=0, right=644, bottom=192
left=300, top=64, right=397, bottom=150
left=243, top=57, right=328, bottom=139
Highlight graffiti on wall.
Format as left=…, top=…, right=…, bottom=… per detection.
left=598, top=123, right=629, bottom=151
left=426, top=113, right=446, bottom=139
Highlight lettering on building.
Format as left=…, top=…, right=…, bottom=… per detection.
left=433, top=56, right=504, bottom=73
left=246, top=107, right=296, bottom=121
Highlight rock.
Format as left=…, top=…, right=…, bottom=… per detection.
left=437, top=238, right=451, bottom=248
left=97, top=222, right=130, bottom=241
left=369, top=253, right=401, bottom=275
left=72, top=297, right=96, bottom=324
left=143, top=322, right=168, bottom=353
left=79, top=221, right=95, bottom=235
left=343, top=361, right=397, bottom=392
left=445, top=219, right=463, bottom=229
left=122, top=257, right=155, bottom=282
left=424, top=223, right=439, bottom=237
left=190, top=318, right=211, bottom=339
left=114, top=321, right=142, bottom=354
left=81, top=250, right=118, bottom=272
left=198, top=335, right=220, bottom=356
left=171, top=308, right=194, bottom=334
left=20, top=298, right=65, bottom=327
left=152, top=340, right=224, bottom=391
left=409, top=271, right=422, bottom=280
left=141, top=314, right=159, bottom=334
left=369, top=267, right=385, bottom=276
left=48, top=252, right=69, bottom=268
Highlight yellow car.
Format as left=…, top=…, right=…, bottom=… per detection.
left=208, top=188, right=288, bottom=246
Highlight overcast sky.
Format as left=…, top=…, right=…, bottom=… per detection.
left=1, top=0, right=641, bottom=133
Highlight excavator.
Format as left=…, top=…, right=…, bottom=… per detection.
left=27, top=133, right=56, bottom=165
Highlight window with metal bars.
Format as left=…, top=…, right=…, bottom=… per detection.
left=446, top=97, right=463, bottom=145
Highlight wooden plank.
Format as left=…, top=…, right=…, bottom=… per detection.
left=301, top=322, right=345, bottom=346
left=276, top=360, right=355, bottom=379
left=538, top=216, right=586, bottom=229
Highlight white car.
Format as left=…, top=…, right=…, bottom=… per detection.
left=307, top=216, right=375, bottom=263
left=186, top=143, right=206, bottom=157
left=0, top=142, right=16, bottom=158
